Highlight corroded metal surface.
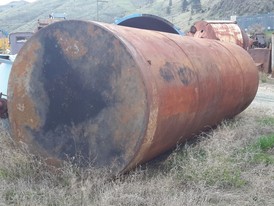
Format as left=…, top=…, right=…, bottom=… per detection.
left=188, top=20, right=250, bottom=50
left=8, top=20, right=259, bottom=174
left=248, top=48, right=271, bottom=73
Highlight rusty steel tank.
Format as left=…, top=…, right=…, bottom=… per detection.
left=115, top=13, right=184, bottom=35
left=188, top=20, right=250, bottom=50
left=8, top=20, right=259, bottom=174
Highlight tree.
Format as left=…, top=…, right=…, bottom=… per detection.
left=169, top=0, right=172, bottom=6
left=181, top=0, right=188, bottom=12
left=192, top=0, right=201, bottom=4
left=191, top=0, right=201, bottom=14
left=166, top=6, right=171, bottom=14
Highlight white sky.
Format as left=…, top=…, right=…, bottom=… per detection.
left=0, top=0, right=37, bottom=6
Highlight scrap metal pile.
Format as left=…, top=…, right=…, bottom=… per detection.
left=0, top=93, right=8, bottom=119
left=1, top=15, right=259, bottom=174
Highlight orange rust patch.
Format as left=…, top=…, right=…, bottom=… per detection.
left=9, top=38, right=42, bottom=133
left=54, top=30, right=88, bottom=59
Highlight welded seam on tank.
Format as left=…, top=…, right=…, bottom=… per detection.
left=94, top=22, right=159, bottom=172
left=155, top=32, right=201, bottom=141
left=85, top=21, right=156, bottom=171
left=116, top=41, right=159, bottom=172
left=116, top=39, right=159, bottom=171
left=214, top=40, right=246, bottom=108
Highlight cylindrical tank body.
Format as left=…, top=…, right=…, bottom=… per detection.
left=115, top=13, right=184, bottom=35
left=188, top=20, right=250, bottom=50
left=8, top=20, right=259, bottom=174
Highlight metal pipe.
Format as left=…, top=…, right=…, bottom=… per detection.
left=8, top=20, right=259, bottom=174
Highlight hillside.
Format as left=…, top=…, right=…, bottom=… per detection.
left=209, top=0, right=274, bottom=18
left=0, top=0, right=274, bottom=33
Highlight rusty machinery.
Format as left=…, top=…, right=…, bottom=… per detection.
left=187, top=20, right=250, bottom=49
left=248, top=32, right=271, bottom=74
left=7, top=20, right=258, bottom=174
left=0, top=93, right=8, bottom=119
left=188, top=20, right=272, bottom=74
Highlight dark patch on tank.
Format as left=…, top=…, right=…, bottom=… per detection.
left=30, top=125, right=91, bottom=166
left=29, top=24, right=132, bottom=169
left=41, top=36, right=107, bottom=132
left=160, top=63, right=175, bottom=82
left=178, top=67, right=195, bottom=85
left=29, top=33, right=114, bottom=165
left=117, top=16, right=180, bottom=34
left=25, top=21, right=147, bottom=171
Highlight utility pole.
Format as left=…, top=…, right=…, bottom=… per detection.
left=272, top=33, right=274, bottom=77
left=96, top=0, right=108, bottom=21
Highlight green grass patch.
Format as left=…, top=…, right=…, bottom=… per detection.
left=4, top=189, right=17, bottom=205
left=255, top=134, right=274, bottom=151
left=202, top=167, right=247, bottom=188
left=174, top=161, right=247, bottom=188
left=258, top=117, right=274, bottom=126
left=0, top=168, right=9, bottom=179
left=253, top=153, right=274, bottom=165
left=240, top=134, right=274, bottom=165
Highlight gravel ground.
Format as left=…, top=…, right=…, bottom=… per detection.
left=250, top=83, right=274, bottom=114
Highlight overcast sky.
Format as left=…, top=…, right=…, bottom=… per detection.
left=0, top=0, right=37, bottom=6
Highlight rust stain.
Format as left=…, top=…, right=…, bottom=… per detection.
left=9, top=38, right=42, bottom=132
left=54, top=29, right=88, bottom=59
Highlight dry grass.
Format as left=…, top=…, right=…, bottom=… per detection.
left=1, top=84, right=274, bottom=206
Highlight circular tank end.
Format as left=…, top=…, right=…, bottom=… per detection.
left=8, top=20, right=148, bottom=173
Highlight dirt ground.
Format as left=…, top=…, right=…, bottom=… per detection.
left=251, top=83, right=274, bottom=113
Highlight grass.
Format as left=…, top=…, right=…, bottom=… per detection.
left=241, top=134, right=274, bottom=165
left=259, top=72, right=274, bottom=84
left=258, top=116, right=274, bottom=126
left=0, top=84, right=274, bottom=205
left=256, top=135, right=274, bottom=151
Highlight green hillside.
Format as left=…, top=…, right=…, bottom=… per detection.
left=0, top=0, right=274, bottom=33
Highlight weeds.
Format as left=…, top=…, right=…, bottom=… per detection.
left=167, top=127, right=248, bottom=189
left=0, top=84, right=274, bottom=205
left=258, top=116, right=274, bottom=126
left=256, top=134, right=274, bottom=151
left=241, top=134, right=274, bottom=165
